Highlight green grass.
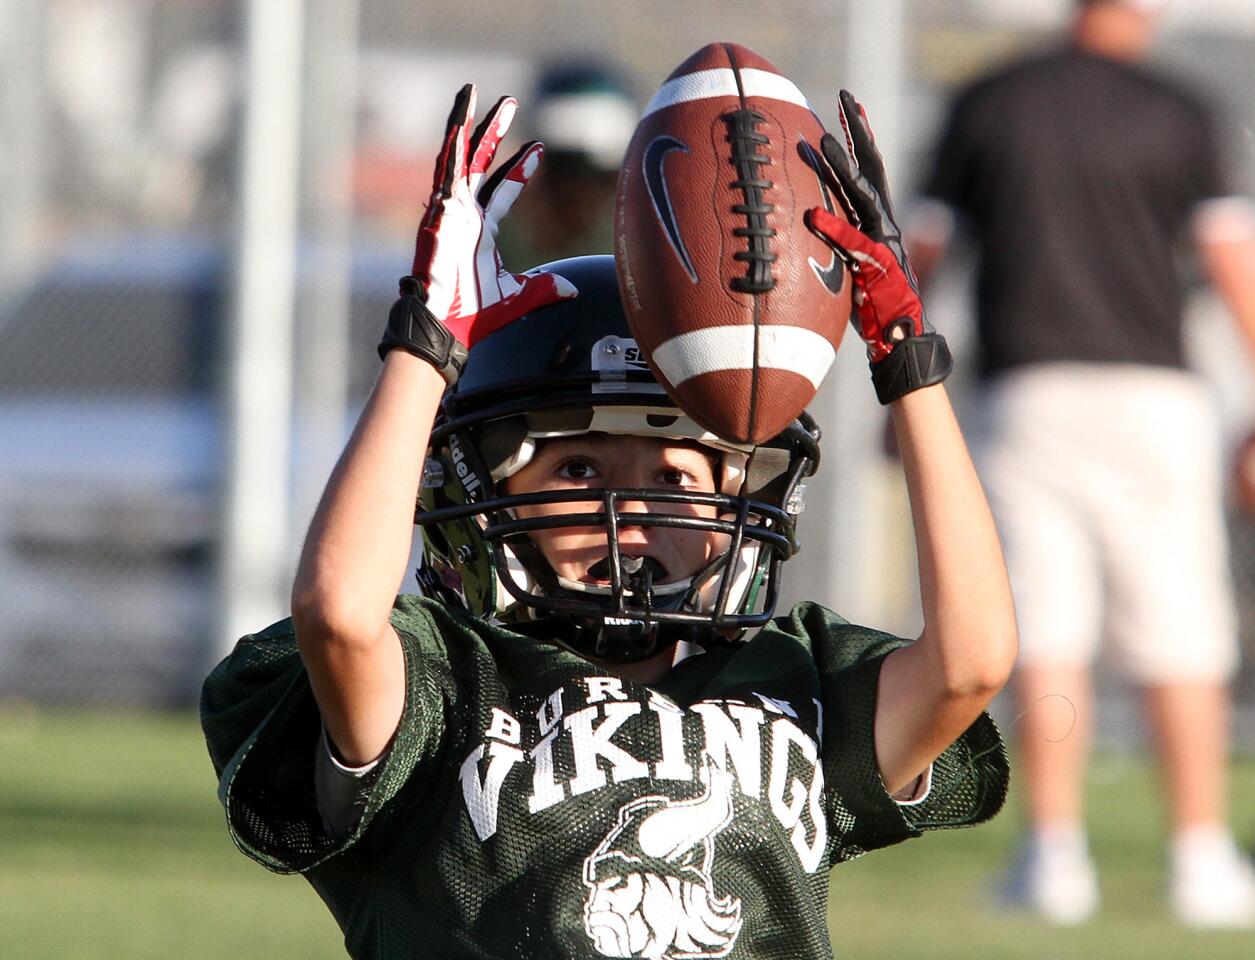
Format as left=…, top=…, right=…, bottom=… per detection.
left=0, top=707, right=341, bottom=960
left=1, top=707, right=1252, bottom=958
left=828, top=754, right=1255, bottom=959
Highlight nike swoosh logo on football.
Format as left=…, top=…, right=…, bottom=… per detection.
left=643, top=135, right=698, bottom=283
left=799, top=137, right=846, bottom=296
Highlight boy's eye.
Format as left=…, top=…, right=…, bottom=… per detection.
left=557, top=459, right=599, bottom=481
left=658, top=467, right=693, bottom=487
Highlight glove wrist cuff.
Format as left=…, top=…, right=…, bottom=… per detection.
left=871, top=331, right=953, bottom=405
left=377, top=277, right=467, bottom=386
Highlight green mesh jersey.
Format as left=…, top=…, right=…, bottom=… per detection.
left=201, top=597, right=1007, bottom=959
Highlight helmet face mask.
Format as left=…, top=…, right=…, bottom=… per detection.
left=414, top=256, right=820, bottom=663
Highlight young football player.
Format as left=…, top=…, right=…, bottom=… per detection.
left=201, top=85, right=1017, bottom=959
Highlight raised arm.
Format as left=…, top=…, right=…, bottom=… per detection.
left=291, top=85, right=573, bottom=765
left=878, top=384, right=1016, bottom=794
left=807, top=91, right=1017, bottom=796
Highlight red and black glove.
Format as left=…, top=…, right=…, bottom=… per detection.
left=806, top=89, right=952, bottom=405
left=379, top=84, right=577, bottom=383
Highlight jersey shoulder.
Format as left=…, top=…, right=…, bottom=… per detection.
left=390, top=594, right=521, bottom=657
left=768, top=600, right=907, bottom=673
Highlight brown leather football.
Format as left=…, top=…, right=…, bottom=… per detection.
left=614, top=42, right=851, bottom=444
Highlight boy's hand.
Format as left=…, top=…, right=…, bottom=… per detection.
left=806, top=89, right=952, bottom=405
left=379, top=84, right=576, bottom=381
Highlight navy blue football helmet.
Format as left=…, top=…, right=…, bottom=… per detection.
left=414, top=255, right=820, bottom=662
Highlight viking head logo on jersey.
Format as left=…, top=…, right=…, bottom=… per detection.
left=581, top=757, right=743, bottom=958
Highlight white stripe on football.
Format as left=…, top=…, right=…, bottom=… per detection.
left=643, top=68, right=812, bottom=118
left=650, top=325, right=836, bottom=390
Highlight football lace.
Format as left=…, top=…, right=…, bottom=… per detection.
left=725, top=108, right=778, bottom=294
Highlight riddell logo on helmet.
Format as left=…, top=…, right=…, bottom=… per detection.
left=603, top=616, right=645, bottom=627
left=448, top=435, right=483, bottom=501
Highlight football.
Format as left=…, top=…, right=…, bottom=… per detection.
left=614, top=42, right=851, bottom=445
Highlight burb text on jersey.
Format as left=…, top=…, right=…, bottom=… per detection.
left=458, top=677, right=828, bottom=872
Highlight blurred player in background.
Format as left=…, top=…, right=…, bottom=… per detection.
left=495, top=61, right=638, bottom=265
left=909, top=0, right=1255, bottom=928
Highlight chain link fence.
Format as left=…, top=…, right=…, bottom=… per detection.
left=1, top=1, right=1253, bottom=741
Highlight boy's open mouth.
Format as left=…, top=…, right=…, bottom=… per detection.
left=584, top=555, right=668, bottom=585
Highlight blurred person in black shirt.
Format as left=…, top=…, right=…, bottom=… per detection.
left=910, top=0, right=1255, bottom=928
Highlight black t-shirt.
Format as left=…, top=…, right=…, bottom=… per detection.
left=922, top=47, right=1230, bottom=377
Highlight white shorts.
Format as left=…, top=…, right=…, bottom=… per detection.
left=967, top=364, right=1238, bottom=683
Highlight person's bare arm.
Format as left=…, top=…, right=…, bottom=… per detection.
left=874, top=385, right=1016, bottom=794
left=1200, top=211, right=1255, bottom=519
left=1199, top=230, right=1255, bottom=365
left=291, top=355, right=445, bottom=766
left=290, top=85, right=574, bottom=766
left=808, top=91, right=1016, bottom=798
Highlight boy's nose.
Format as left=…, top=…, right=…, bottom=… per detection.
left=611, top=495, right=655, bottom=542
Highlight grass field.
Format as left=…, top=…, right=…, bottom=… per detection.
left=2, top=707, right=1253, bottom=959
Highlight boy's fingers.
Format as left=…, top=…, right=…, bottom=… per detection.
left=426, top=84, right=474, bottom=207
left=454, top=85, right=477, bottom=184
left=837, top=89, right=858, bottom=160
left=819, top=132, right=881, bottom=232
left=838, top=90, right=877, bottom=170
left=480, top=141, right=544, bottom=228
left=412, top=83, right=476, bottom=279
left=819, top=131, right=855, bottom=184
left=838, top=89, right=895, bottom=217
left=469, top=95, right=518, bottom=177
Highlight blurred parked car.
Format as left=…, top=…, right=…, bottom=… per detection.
left=0, top=233, right=404, bottom=704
